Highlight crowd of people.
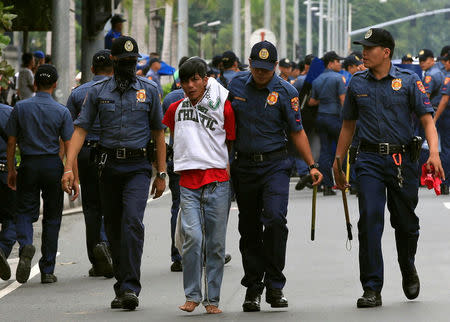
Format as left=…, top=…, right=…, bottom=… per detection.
left=0, top=23, right=448, bottom=316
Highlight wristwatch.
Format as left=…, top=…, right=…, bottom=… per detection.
left=309, top=162, right=319, bottom=170
left=156, top=172, right=167, bottom=179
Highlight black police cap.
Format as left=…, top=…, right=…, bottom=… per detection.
left=111, top=36, right=141, bottom=59
left=441, top=51, right=450, bottom=61
left=92, top=49, right=112, bottom=67
left=353, top=28, right=395, bottom=51
left=401, top=53, right=414, bottom=62
left=250, top=41, right=277, bottom=70
left=279, top=58, right=292, bottom=68
left=322, top=51, right=344, bottom=65
left=416, top=49, right=434, bottom=61
left=440, top=46, right=450, bottom=58
left=35, top=64, right=58, bottom=84
left=111, top=14, right=126, bottom=26
left=222, top=51, right=237, bottom=63
left=343, top=55, right=362, bottom=68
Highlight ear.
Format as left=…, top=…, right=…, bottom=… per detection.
left=385, top=48, right=391, bottom=58
left=91, top=66, right=95, bottom=74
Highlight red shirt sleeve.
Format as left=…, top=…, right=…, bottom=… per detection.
left=223, top=100, right=236, bottom=141
left=162, top=99, right=183, bottom=132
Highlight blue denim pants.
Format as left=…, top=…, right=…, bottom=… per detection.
left=180, top=180, right=231, bottom=307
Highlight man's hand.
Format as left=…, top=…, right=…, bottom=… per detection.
left=61, top=169, right=80, bottom=200
left=426, top=151, right=445, bottom=181
left=7, top=168, right=17, bottom=190
left=151, top=177, right=166, bottom=199
left=310, top=168, right=323, bottom=186
left=333, top=159, right=350, bottom=191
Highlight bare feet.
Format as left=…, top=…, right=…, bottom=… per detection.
left=205, top=305, right=222, bottom=314
left=179, top=301, right=199, bottom=312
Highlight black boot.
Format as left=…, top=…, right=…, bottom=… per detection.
left=357, top=289, right=382, bottom=308
left=93, top=242, right=114, bottom=278
left=242, top=288, right=261, bottom=312
left=401, top=265, right=420, bottom=300
left=16, top=244, right=35, bottom=284
left=266, top=288, right=288, bottom=308
left=170, top=260, right=182, bottom=272
left=0, top=248, right=11, bottom=281
left=111, top=296, right=122, bottom=309
left=41, top=273, right=57, bottom=284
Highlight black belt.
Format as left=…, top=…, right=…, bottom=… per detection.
left=236, top=148, right=288, bottom=162
left=83, top=140, right=99, bottom=148
left=98, top=146, right=147, bottom=160
left=0, top=163, right=6, bottom=172
left=359, top=142, right=409, bottom=155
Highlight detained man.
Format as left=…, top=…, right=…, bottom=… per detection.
left=163, top=57, right=235, bottom=314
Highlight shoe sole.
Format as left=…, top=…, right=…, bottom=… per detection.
left=242, top=304, right=260, bottom=312
left=266, top=299, right=289, bottom=308
left=357, top=300, right=382, bottom=308
left=0, top=250, right=11, bottom=281
left=225, top=255, right=232, bottom=265
left=170, top=265, right=182, bottom=272
left=111, top=300, right=122, bottom=309
left=121, top=295, right=139, bottom=310
left=41, top=276, right=57, bottom=284
left=403, top=284, right=420, bottom=300
left=93, top=245, right=114, bottom=278
left=16, top=245, right=35, bottom=284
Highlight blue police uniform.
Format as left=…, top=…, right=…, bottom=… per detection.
left=218, top=69, right=238, bottom=87
left=0, top=104, right=16, bottom=260
left=5, top=92, right=74, bottom=275
left=423, top=65, right=444, bottom=107
left=104, top=29, right=121, bottom=50
left=311, top=68, right=347, bottom=188
left=161, top=88, right=184, bottom=264
left=343, top=65, right=433, bottom=293
left=228, top=71, right=302, bottom=293
left=292, top=75, right=306, bottom=94
left=146, top=69, right=163, bottom=97
left=75, top=75, right=163, bottom=297
left=438, top=75, right=450, bottom=187
left=66, top=75, right=108, bottom=267
left=436, top=61, right=445, bottom=74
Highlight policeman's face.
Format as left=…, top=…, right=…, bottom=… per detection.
left=347, top=64, right=359, bottom=75
left=444, top=60, right=450, bottom=72
left=279, top=65, right=292, bottom=76
left=329, top=60, right=342, bottom=72
left=362, top=46, right=390, bottom=69
left=114, top=22, right=123, bottom=33
left=180, top=73, right=208, bottom=105
left=419, top=57, right=434, bottom=71
left=249, top=60, right=277, bottom=88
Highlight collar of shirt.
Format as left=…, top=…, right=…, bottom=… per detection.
left=35, top=91, right=52, bottom=99
left=366, top=63, right=397, bottom=80
left=323, top=68, right=334, bottom=74
left=110, top=76, right=141, bottom=92
left=92, top=75, right=107, bottom=82
left=245, top=72, right=279, bottom=92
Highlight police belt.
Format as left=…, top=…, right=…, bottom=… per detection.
left=359, top=142, right=410, bottom=155
left=83, top=140, right=99, bottom=148
left=0, top=162, right=6, bottom=172
left=236, top=148, right=288, bottom=162
left=98, top=146, right=147, bottom=160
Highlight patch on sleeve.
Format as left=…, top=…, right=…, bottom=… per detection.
left=445, top=77, right=450, bottom=85
left=416, top=81, right=426, bottom=94
left=342, top=76, right=346, bottom=84
left=290, top=97, right=299, bottom=112
left=424, top=75, right=432, bottom=84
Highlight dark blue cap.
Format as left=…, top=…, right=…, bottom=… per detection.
left=250, top=41, right=277, bottom=70
left=35, top=64, right=58, bottom=84
left=111, top=36, right=141, bottom=59
left=92, top=49, right=112, bottom=67
left=34, top=50, right=45, bottom=59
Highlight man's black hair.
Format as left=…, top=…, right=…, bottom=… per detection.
left=21, top=53, right=33, bottom=67
left=304, top=54, right=314, bottom=65
left=179, top=57, right=207, bottom=82
left=298, top=60, right=305, bottom=73
left=44, top=54, right=52, bottom=64
left=178, top=56, right=189, bottom=68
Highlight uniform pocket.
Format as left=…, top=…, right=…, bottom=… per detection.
left=99, top=103, right=116, bottom=112
left=132, top=102, right=150, bottom=111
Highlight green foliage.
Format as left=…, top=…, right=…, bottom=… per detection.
left=0, top=2, right=16, bottom=88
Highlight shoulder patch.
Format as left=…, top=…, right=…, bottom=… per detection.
left=424, top=75, right=432, bottom=84
left=445, top=77, right=450, bottom=85
left=290, top=97, right=299, bottom=112
left=342, top=76, right=346, bottom=84
left=416, top=81, right=426, bottom=94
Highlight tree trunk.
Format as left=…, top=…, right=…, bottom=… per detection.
left=132, top=0, right=146, bottom=51
left=161, top=1, right=173, bottom=63
left=244, top=0, right=251, bottom=60
left=148, top=0, right=157, bottom=53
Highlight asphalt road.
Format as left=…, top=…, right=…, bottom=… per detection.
left=1, top=180, right=450, bottom=322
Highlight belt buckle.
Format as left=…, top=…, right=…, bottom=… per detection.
left=116, top=148, right=126, bottom=159
left=253, top=153, right=264, bottom=162
left=378, top=143, right=389, bottom=155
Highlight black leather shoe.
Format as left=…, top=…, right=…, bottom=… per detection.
left=323, top=186, right=337, bottom=196
left=357, top=289, right=382, bottom=308
left=401, top=266, right=420, bottom=300
left=441, top=184, right=449, bottom=195
left=266, top=288, right=288, bottom=308
left=170, top=260, right=182, bottom=272
left=121, top=291, right=139, bottom=310
left=0, top=248, right=11, bottom=281
left=350, top=186, right=359, bottom=195
left=89, top=266, right=103, bottom=277
left=111, top=296, right=122, bottom=309
left=225, top=253, right=232, bottom=264
left=93, top=242, right=114, bottom=278
left=16, top=244, right=35, bottom=284
left=242, top=289, right=261, bottom=312
left=41, top=273, right=57, bottom=284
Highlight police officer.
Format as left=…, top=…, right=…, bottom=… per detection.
left=145, top=58, right=163, bottom=97
left=218, top=51, right=239, bottom=88
left=333, top=28, right=444, bottom=308
left=104, top=14, right=126, bottom=50
left=6, top=64, right=74, bottom=284
left=309, top=51, right=346, bottom=196
left=62, top=36, right=166, bottom=311
left=278, top=58, right=293, bottom=81
left=401, top=54, right=414, bottom=64
left=418, top=49, right=444, bottom=109
left=0, top=102, right=16, bottom=281
left=436, top=45, right=450, bottom=74
left=66, top=49, right=114, bottom=278
left=228, top=41, right=322, bottom=312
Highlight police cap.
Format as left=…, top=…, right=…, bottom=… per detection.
left=111, top=14, right=126, bottom=26
left=111, top=36, right=141, bottom=59
left=416, top=49, right=434, bottom=61
left=34, top=50, right=45, bottom=59
left=92, top=49, right=112, bottom=68
left=322, top=51, right=344, bottom=65
left=279, top=58, right=292, bottom=68
left=250, top=41, right=277, bottom=70
left=401, top=53, right=413, bottom=63
left=343, top=55, right=362, bottom=69
left=35, top=64, right=58, bottom=85
left=441, top=52, right=450, bottom=61
left=353, top=28, right=395, bottom=52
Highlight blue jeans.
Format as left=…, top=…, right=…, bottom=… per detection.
left=180, top=181, right=231, bottom=307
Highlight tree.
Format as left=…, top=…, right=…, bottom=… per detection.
left=0, top=3, right=16, bottom=89
left=161, top=0, right=173, bottom=63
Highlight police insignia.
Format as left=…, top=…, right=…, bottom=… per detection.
left=416, top=81, right=426, bottom=94
left=124, top=40, right=134, bottom=52
left=291, top=97, right=299, bottom=111
left=391, top=78, right=402, bottom=91
left=136, top=89, right=146, bottom=102
left=266, top=92, right=278, bottom=105
left=419, top=50, right=424, bottom=56
left=259, top=48, right=269, bottom=59
left=445, top=77, right=450, bottom=85
left=424, top=75, right=432, bottom=84
left=364, top=29, right=372, bottom=39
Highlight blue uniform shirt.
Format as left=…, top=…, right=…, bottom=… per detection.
left=218, top=70, right=238, bottom=87
left=311, top=69, right=347, bottom=115
left=74, top=76, right=164, bottom=149
left=6, top=92, right=74, bottom=155
left=162, top=88, right=185, bottom=145
left=423, top=65, right=444, bottom=107
left=146, top=69, right=163, bottom=97
left=104, top=29, right=121, bottom=49
left=343, top=65, right=434, bottom=144
left=436, top=61, right=445, bottom=74
left=66, top=75, right=108, bottom=141
left=228, top=71, right=303, bottom=153
left=293, top=75, right=306, bottom=94
left=0, top=103, right=12, bottom=160
left=441, top=75, right=450, bottom=107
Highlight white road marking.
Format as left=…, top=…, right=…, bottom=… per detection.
left=444, top=202, right=450, bottom=210
left=0, top=252, right=60, bottom=300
